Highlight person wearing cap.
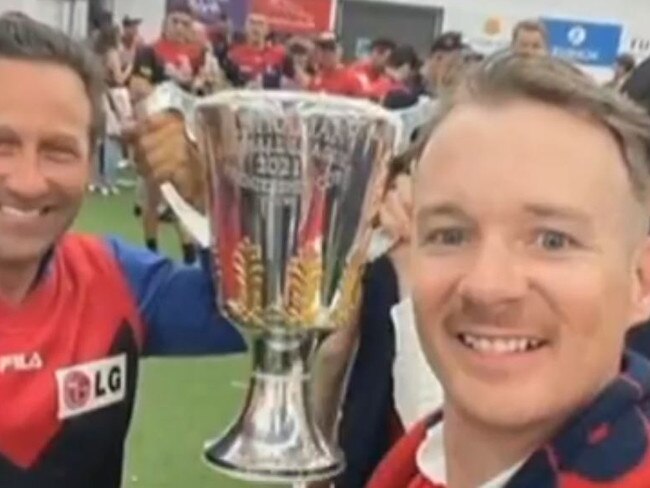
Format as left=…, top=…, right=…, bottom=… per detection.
left=606, top=53, right=637, bottom=91
left=623, top=55, right=650, bottom=114
left=120, top=16, right=143, bottom=72
left=511, top=19, right=549, bottom=57
left=309, top=33, right=365, bottom=97
left=423, top=32, right=464, bottom=97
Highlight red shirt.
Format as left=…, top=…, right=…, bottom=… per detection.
left=352, top=60, right=383, bottom=84
left=309, top=65, right=365, bottom=97
left=228, top=43, right=286, bottom=78
left=366, top=76, right=405, bottom=102
left=152, top=38, right=205, bottom=74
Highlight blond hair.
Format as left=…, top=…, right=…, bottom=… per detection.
left=424, top=53, right=650, bottom=205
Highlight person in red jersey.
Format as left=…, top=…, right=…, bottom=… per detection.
left=227, top=13, right=286, bottom=85
left=0, top=13, right=245, bottom=488
left=309, top=33, right=365, bottom=97
left=367, top=53, right=650, bottom=488
left=351, top=37, right=396, bottom=93
left=152, top=0, right=206, bottom=88
left=367, top=45, right=422, bottom=108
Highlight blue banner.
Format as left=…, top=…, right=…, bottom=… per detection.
left=541, top=18, right=622, bottom=67
left=168, top=0, right=252, bottom=29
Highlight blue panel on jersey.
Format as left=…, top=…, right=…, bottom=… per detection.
left=105, top=237, right=246, bottom=356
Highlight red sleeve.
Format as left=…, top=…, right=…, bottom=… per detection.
left=367, top=76, right=396, bottom=102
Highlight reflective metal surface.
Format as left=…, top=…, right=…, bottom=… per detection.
left=196, top=91, right=396, bottom=333
left=204, top=329, right=341, bottom=483
left=148, top=87, right=398, bottom=483
left=195, top=91, right=397, bottom=483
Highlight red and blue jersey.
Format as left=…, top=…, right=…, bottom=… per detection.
left=368, top=351, right=650, bottom=488
left=0, top=233, right=245, bottom=487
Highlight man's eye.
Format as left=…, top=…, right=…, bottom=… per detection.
left=0, top=140, right=18, bottom=155
left=43, top=146, right=78, bottom=163
left=423, top=228, right=469, bottom=247
left=535, top=230, right=577, bottom=251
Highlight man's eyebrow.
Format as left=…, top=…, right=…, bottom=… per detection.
left=416, top=203, right=471, bottom=223
left=0, top=125, right=20, bottom=142
left=40, top=133, right=81, bottom=148
left=522, top=203, right=592, bottom=224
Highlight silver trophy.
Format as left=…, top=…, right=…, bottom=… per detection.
left=145, top=83, right=400, bottom=484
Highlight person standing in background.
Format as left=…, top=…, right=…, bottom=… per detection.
left=351, top=37, right=396, bottom=95
left=207, top=12, right=245, bottom=87
left=152, top=0, right=206, bottom=89
left=370, top=45, right=422, bottom=108
left=606, top=53, right=637, bottom=90
left=127, top=0, right=203, bottom=264
left=227, top=13, right=286, bottom=86
left=309, top=33, right=365, bottom=97
left=511, top=19, right=549, bottom=57
left=120, top=16, right=143, bottom=74
left=91, top=25, right=132, bottom=196
left=260, top=37, right=313, bottom=90
left=423, top=32, right=465, bottom=97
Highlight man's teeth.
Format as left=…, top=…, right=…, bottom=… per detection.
left=458, top=334, right=543, bottom=354
left=0, top=206, right=44, bottom=217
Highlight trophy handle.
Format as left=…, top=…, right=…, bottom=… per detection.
left=160, top=182, right=210, bottom=247
left=143, top=82, right=210, bottom=246
left=144, top=80, right=198, bottom=142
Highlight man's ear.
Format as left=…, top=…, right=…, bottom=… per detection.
left=630, top=237, right=650, bottom=328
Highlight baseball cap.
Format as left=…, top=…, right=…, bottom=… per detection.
left=314, top=32, right=338, bottom=51
left=122, top=15, right=142, bottom=27
left=430, top=31, right=464, bottom=54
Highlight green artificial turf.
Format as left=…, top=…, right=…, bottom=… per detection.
left=74, top=190, right=273, bottom=488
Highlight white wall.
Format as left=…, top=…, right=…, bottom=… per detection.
left=0, top=0, right=88, bottom=37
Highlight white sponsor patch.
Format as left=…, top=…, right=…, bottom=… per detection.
left=55, top=354, right=126, bottom=420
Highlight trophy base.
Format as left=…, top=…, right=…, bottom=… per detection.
left=203, top=330, right=345, bottom=483
left=203, top=439, right=344, bottom=484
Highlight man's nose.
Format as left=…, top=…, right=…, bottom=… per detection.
left=457, top=236, right=527, bottom=308
left=1, top=149, right=50, bottom=201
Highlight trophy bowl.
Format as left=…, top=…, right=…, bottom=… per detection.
left=149, top=86, right=399, bottom=484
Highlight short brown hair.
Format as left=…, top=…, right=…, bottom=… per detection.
left=512, top=19, right=548, bottom=45
left=0, top=13, right=105, bottom=147
left=424, top=53, right=650, bottom=205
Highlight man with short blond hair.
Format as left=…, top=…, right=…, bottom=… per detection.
left=368, top=52, right=650, bottom=488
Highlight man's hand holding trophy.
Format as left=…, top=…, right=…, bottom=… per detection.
left=134, top=81, right=410, bottom=485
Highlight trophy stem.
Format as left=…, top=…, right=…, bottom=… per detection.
left=203, top=328, right=344, bottom=484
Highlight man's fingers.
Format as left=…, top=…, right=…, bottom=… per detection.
left=139, top=119, right=185, bottom=153
left=143, top=111, right=184, bottom=132
left=381, top=189, right=412, bottom=242
left=395, top=174, right=413, bottom=212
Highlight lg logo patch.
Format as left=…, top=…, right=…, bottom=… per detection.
left=56, top=354, right=126, bottom=420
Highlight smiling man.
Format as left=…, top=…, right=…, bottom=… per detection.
left=0, top=13, right=244, bottom=488
left=368, top=54, right=650, bottom=487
